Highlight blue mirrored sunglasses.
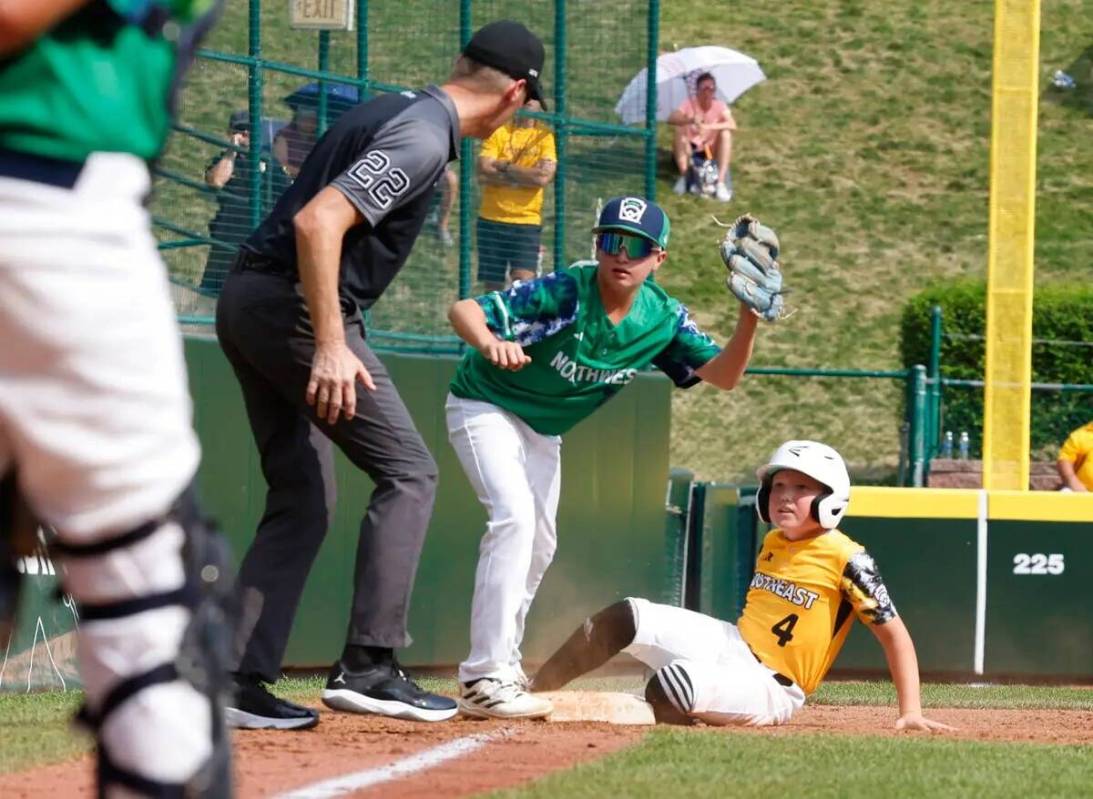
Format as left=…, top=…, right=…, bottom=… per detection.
left=596, top=231, right=657, bottom=259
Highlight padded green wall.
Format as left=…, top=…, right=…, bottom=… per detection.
left=184, top=335, right=674, bottom=669
left=985, top=520, right=1092, bottom=676
left=833, top=517, right=978, bottom=673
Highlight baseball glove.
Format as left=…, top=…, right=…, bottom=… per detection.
left=719, top=214, right=787, bottom=322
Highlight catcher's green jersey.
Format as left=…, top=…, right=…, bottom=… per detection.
left=449, top=262, right=721, bottom=435
left=0, top=0, right=217, bottom=161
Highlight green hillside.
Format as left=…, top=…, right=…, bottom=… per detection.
left=166, top=1, right=1092, bottom=484
left=656, top=0, right=1091, bottom=482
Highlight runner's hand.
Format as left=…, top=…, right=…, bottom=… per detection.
left=895, top=713, right=957, bottom=733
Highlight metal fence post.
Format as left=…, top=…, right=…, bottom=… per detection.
left=552, top=0, right=568, bottom=272
left=356, top=0, right=369, bottom=99
left=928, top=304, right=943, bottom=461
left=317, top=31, right=330, bottom=135
left=909, top=364, right=928, bottom=486
left=457, top=0, right=473, bottom=300
left=644, top=0, right=660, bottom=200
left=247, top=0, right=263, bottom=229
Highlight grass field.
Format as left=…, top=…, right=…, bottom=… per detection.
left=3, top=678, right=1090, bottom=794
left=492, top=730, right=1093, bottom=798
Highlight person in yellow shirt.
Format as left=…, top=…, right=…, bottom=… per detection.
left=477, top=99, right=556, bottom=290
left=1056, top=421, right=1093, bottom=491
left=531, top=440, right=955, bottom=731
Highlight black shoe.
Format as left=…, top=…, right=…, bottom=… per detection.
left=226, top=674, right=319, bottom=730
left=321, top=660, right=458, bottom=722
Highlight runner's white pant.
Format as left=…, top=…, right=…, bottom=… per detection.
left=626, top=597, right=805, bottom=726
left=446, top=394, right=561, bottom=685
left=0, top=153, right=209, bottom=784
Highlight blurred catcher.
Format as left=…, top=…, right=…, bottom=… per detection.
left=0, top=1, right=235, bottom=796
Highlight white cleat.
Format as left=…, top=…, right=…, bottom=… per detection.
left=459, top=678, right=554, bottom=720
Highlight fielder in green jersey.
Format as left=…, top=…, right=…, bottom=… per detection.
left=446, top=195, right=764, bottom=719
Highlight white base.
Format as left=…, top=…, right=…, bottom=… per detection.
left=537, top=691, right=656, bottom=725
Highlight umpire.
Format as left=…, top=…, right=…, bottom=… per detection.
left=216, top=20, right=546, bottom=730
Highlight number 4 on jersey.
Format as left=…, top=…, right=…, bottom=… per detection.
left=771, top=613, right=799, bottom=647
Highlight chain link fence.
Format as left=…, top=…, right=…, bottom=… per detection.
left=155, top=1, right=659, bottom=348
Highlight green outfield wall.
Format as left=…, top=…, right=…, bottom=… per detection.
left=186, top=334, right=675, bottom=670
left=694, top=485, right=1093, bottom=680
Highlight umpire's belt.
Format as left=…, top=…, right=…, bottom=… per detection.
left=233, top=249, right=294, bottom=277
left=0, top=148, right=84, bottom=189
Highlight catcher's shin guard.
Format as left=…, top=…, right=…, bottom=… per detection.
left=52, top=487, right=235, bottom=798
left=645, top=662, right=697, bottom=726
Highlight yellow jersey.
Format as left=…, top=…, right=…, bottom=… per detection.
left=1058, top=422, right=1093, bottom=490
left=737, top=528, right=896, bottom=695
left=478, top=121, right=556, bottom=225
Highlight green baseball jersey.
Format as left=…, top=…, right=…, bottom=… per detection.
left=0, top=0, right=217, bottom=161
left=449, top=262, right=722, bottom=435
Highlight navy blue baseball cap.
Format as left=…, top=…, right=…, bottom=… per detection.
left=592, top=196, right=671, bottom=249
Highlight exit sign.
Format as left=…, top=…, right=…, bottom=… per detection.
left=290, top=0, right=355, bottom=31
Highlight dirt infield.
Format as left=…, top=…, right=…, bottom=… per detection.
left=4, top=702, right=1091, bottom=797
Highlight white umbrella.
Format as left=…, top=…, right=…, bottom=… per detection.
left=615, top=46, right=766, bottom=125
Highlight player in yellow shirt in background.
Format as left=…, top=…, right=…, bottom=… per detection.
left=531, top=440, right=955, bottom=730
left=1056, top=421, right=1093, bottom=492
left=476, top=99, right=556, bottom=290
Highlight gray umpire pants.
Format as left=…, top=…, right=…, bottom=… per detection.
left=215, top=269, right=437, bottom=682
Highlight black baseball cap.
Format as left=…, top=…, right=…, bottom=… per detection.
left=228, top=110, right=249, bottom=132
left=462, top=20, right=547, bottom=109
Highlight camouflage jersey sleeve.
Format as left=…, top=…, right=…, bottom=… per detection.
left=475, top=269, right=580, bottom=347
left=840, top=549, right=898, bottom=625
left=650, top=303, right=721, bottom=388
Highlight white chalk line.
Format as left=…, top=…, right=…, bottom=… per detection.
left=273, top=726, right=515, bottom=799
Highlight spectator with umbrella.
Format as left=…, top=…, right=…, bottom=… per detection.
left=615, top=46, right=765, bottom=203
left=667, top=71, right=735, bottom=201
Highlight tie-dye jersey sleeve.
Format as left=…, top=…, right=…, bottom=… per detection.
left=651, top=303, right=722, bottom=388
left=474, top=270, right=580, bottom=347
left=841, top=550, right=898, bottom=625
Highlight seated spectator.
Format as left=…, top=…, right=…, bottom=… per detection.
left=200, top=110, right=291, bottom=295
left=476, top=99, right=556, bottom=291
left=667, top=72, right=736, bottom=202
left=274, top=82, right=361, bottom=177
left=273, top=105, right=318, bottom=178
left=1056, top=420, right=1093, bottom=491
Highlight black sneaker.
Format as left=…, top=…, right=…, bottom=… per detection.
left=321, top=660, right=458, bottom=722
left=226, top=674, right=319, bottom=730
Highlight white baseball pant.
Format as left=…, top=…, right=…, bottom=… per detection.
left=446, top=394, right=561, bottom=685
left=626, top=597, right=805, bottom=726
left=0, top=153, right=212, bottom=786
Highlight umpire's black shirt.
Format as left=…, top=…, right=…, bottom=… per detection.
left=241, top=85, right=459, bottom=313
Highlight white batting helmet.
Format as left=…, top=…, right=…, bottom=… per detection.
left=755, top=440, right=850, bottom=530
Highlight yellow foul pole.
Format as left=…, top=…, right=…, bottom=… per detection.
left=983, top=0, right=1040, bottom=490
